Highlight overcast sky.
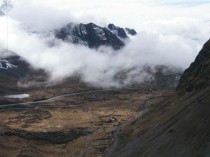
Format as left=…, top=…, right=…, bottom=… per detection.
left=5, top=0, right=210, bottom=29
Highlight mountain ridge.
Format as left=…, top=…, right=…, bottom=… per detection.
left=55, top=22, right=137, bottom=50
left=177, top=38, right=210, bottom=91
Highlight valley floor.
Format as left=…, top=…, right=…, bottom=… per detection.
left=0, top=86, right=170, bottom=157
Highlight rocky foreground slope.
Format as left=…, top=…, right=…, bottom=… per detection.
left=177, top=39, right=210, bottom=91
left=106, top=39, right=210, bottom=157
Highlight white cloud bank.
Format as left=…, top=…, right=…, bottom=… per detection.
left=0, top=0, right=210, bottom=87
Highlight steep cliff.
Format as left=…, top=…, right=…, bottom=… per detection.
left=177, top=39, right=210, bottom=91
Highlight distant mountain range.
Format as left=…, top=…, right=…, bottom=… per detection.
left=0, top=16, right=139, bottom=84
left=0, top=1, right=137, bottom=50
left=55, top=23, right=137, bottom=50
left=0, top=20, right=182, bottom=90
left=0, top=1, right=181, bottom=90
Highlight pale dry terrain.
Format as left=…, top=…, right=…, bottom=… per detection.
left=0, top=85, right=169, bottom=157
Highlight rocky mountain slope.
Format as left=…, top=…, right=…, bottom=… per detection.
left=177, top=39, right=210, bottom=91
left=0, top=0, right=136, bottom=50
left=0, top=52, right=46, bottom=79
left=106, top=38, right=210, bottom=157
left=0, top=21, right=181, bottom=91
left=55, top=22, right=136, bottom=50
left=0, top=52, right=46, bottom=94
left=108, top=23, right=137, bottom=38
left=0, top=52, right=182, bottom=93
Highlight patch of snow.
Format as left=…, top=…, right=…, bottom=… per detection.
left=4, top=94, right=30, bottom=99
left=93, top=27, right=107, bottom=40
left=80, top=26, right=87, bottom=35
left=93, top=27, right=104, bottom=34
left=110, top=30, right=118, bottom=36
left=0, top=58, right=17, bottom=69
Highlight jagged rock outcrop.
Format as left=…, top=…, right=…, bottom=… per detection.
left=55, top=22, right=137, bottom=50
left=125, top=27, right=137, bottom=36
left=108, top=23, right=137, bottom=38
left=0, top=52, right=47, bottom=94
left=177, top=39, right=210, bottom=91
left=0, top=54, right=39, bottom=79
left=108, top=23, right=128, bottom=39
left=55, top=22, right=125, bottom=50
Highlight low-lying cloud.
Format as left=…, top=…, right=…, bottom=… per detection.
left=0, top=1, right=210, bottom=87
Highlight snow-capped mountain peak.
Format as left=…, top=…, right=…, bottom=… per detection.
left=55, top=22, right=137, bottom=50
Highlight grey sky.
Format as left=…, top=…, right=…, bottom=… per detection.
left=3, top=0, right=210, bottom=29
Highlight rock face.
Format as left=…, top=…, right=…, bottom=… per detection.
left=55, top=22, right=125, bottom=50
left=0, top=55, right=39, bottom=79
left=108, top=23, right=128, bottom=39
left=125, top=28, right=137, bottom=36
left=108, top=23, right=137, bottom=38
left=55, top=22, right=137, bottom=50
left=0, top=58, right=16, bottom=70
left=177, top=39, right=210, bottom=91
left=0, top=53, right=46, bottom=94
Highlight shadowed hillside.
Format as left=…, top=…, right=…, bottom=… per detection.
left=177, top=39, right=210, bottom=91
left=106, top=38, right=210, bottom=157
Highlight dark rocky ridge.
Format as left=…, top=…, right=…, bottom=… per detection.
left=55, top=22, right=137, bottom=50
left=0, top=54, right=45, bottom=79
left=177, top=39, right=210, bottom=91
left=0, top=56, right=32, bottom=79
left=125, top=28, right=137, bottom=36
left=55, top=22, right=125, bottom=50
left=0, top=53, right=47, bottom=94
left=108, top=24, right=128, bottom=39
left=107, top=23, right=137, bottom=37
